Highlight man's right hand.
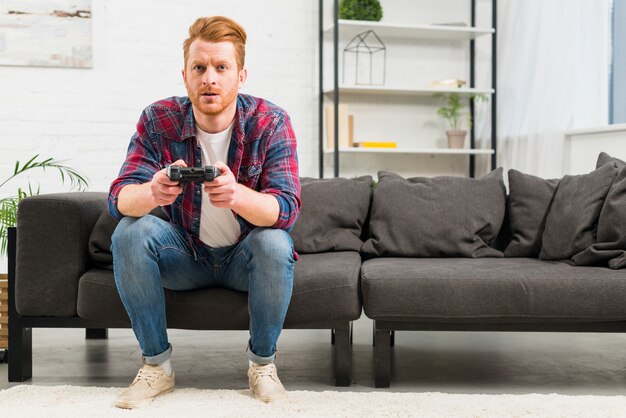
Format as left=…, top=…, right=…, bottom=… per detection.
left=117, top=159, right=188, bottom=217
left=150, top=159, right=187, bottom=206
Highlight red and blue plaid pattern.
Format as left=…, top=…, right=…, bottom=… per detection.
left=109, top=94, right=301, bottom=247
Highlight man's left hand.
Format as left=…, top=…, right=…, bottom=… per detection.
left=203, top=161, right=239, bottom=209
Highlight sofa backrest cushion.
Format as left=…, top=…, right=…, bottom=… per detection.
left=572, top=152, right=626, bottom=269
left=361, top=168, right=506, bottom=258
left=539, top=163, right=618, bottom=260
left=290, top=176, right=373, bottom=253
left=504, top=169, right=560, bottom=257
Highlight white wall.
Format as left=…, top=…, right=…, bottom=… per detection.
left=0, top=0, right=318, bottom=194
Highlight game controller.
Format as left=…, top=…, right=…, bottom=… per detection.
left=166, top=165, right=221, bottom=183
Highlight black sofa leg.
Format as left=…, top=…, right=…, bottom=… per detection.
left=7, top=227, right=32, bottom=382
left=373, top=328, right=395, bottom=347
left=8, top=326, right=32, bottom=382
left=374, top=324, right=391, bottom=388
left=332, top=325, right=352, bottom=346
left=86, top=328, right=108, bottom=339
left=332, top=323, right=352, bottom=386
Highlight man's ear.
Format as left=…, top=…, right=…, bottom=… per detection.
left=181, top=68, right=186, bottom=83
left=238, top=68, right=248, bottom=88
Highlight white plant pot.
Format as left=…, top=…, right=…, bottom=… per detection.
left=446, top=130, right=467, bottom=149
left=0, top=256, right=6, bottom=275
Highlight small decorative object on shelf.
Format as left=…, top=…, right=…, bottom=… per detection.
left=431, top=22, right=469, bottom=27
left=339, top=0, right=383, bottom=21
left=343, top=30, right=386, bottom=85
left=434, top=92, right=487, bottom=148
left=428, top=79, right=467, bottom=88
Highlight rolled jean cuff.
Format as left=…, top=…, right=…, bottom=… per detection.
left=247, top=343, right=275, bottom=365
left=143, top=343, right=172, bottom=365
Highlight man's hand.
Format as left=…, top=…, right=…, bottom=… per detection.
left=203, top=161, right=280, bottom=227
left=203, top=160, right=239, bottom=208
left=150, top=159, right=186, bottom=206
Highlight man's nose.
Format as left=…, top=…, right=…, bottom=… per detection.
left=202, top=68, right=217, bottom=85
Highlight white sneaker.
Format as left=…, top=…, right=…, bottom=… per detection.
left=115, top=364, right=175, bottom=409
left=247, top=362, right=287, bottom=402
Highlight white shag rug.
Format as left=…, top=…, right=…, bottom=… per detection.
left=1, top=385, right=626, bottom=417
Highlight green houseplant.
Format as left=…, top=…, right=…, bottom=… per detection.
left=0, top=155, right=88, bottom=256
left=434, top=92, right=487, bottom=148
left=339, top=0, right=383, bottom=21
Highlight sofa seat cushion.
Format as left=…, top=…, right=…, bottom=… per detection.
left=77, top=251, right=362, bottom=328
left=361, top=258, right=626, bottom=322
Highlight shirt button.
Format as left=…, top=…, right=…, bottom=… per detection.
left=193, top=217, right=199, bottom=222
left=196, top=190, right=201, bottom=195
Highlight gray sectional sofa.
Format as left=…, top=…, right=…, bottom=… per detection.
left=8, top=152, right=626, bottom=388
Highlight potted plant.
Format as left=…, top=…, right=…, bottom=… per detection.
left=434, top=92, right=487, bottom=148
left=339, top=0, right=383, bottom=21
left=0, top=155, right=88, bottom=263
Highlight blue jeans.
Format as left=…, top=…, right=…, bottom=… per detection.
left=111, top=214, right=295, bottom=366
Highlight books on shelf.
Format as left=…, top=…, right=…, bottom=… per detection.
left=325, top=105, right=354, bottom=149
left=353, top=141, right=397, bottom=148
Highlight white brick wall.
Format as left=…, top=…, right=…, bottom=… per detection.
left=0, top=0, right=319, bottom=194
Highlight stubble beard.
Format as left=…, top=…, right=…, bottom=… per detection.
left=188, top=86, right=238, bottom=117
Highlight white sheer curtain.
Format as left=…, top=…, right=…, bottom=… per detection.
left=476, top=0, right=610, bottom=178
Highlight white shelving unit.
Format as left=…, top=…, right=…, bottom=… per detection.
left=324, top=20, right=494, bottom=41
left=319, top=0, right=497, bottom=178
left=324, top=85, right=494, bottom=97
left=323, top=147, right=494, bottom=155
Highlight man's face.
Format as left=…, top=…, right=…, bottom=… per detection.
left=182, top=40, right=246, bottom=118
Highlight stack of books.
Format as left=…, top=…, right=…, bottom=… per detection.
left=325, top=105, right=397, bottom=149
left=353, top=141, right=397, bottom=148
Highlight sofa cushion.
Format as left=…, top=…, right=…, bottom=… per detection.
left=361, top=258, right=626, bottom=322
left=539, top=163, right=618, bottom=260
left=504, top=170, right=559, bottom=257
left=290, top=176, right=372, bottom=253
left=572, top=153, right=626, bottom=269
left=77, top=251, right=362, bottom=327
left=88, top=207, right=168, bottom=270
left=361, top=168, right=505, bottom=258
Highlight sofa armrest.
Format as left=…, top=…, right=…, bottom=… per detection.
left=16, top=192, right=107, bottom=317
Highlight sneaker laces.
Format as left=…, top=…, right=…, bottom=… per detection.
left=255, top=364, right=275, bottom=377
left=133, top=368, right=162, bottom=385
left=251, top=363, right=278, bottom=382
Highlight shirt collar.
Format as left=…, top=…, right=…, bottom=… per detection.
left=182, top=95, right=246, bottom=144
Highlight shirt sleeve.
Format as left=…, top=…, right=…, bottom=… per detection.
left=259, top=113, right=301, bottom=231
left=108, top=109, right=162, bottom=221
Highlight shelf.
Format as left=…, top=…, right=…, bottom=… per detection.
left=324, top=85, right=494, bottom=97
left=324, top=20, right=494, bottom=41
left=323, top=148, right=495, bottom=155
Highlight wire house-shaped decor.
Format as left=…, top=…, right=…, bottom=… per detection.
left=342, top=29, right=386, bottom=85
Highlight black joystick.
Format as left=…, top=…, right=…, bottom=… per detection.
left=166, top=165, right=221, bottom=183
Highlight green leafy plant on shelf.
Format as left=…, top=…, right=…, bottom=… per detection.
left=433, top=92, right=488, bottom=148
left=0, top=155, right=89, bottom=256
left=339, top=0, right=383, bottom=21
left=434, top=92, right=488, bottom=131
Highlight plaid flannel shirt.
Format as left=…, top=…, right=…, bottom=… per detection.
left=108, top=94, right=301, bottom=252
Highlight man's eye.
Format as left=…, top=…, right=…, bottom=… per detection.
left=217, top=65, right=228, bottom=70
left=193, top=65, right=205, bottom=71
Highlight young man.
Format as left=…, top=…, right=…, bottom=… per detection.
left=108, top=16, right=301, bottom=408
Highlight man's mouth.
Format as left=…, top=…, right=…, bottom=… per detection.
left=201, top=92, right=219, bottom=97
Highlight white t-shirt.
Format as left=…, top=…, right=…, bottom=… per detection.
left=195, top=122, right=241, bottom=248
